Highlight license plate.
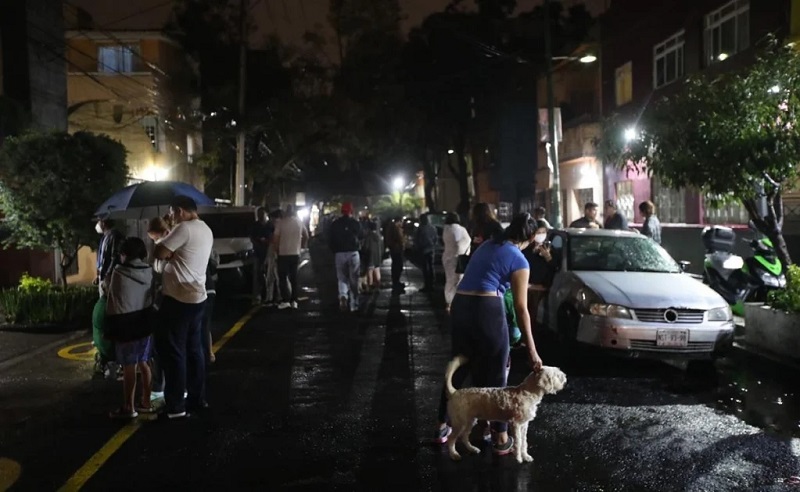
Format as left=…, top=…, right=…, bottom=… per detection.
left=656, top=329, right=689, bottom=347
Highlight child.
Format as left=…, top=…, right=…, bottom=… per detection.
left=105, top=237, right=155, bottom=419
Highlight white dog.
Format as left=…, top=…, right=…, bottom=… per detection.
left=444, top=354, right=567, bottom=464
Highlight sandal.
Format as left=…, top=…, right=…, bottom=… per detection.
left=492, top=436, right=514, bottom=456
left=109, top=408, right=138, bottom=420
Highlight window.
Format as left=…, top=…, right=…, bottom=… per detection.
left=704, top=0, right=749, bottom=64
left=615, top=62, right=633, bottom=107
left=652, top=177, right=686, bottom=223
left=97, top=45, right=136, bottom=73
left=141, top=116, right=159, bottom=151
left=574, top=188, right=594, bottom=211
left=615, top=180, right=635, bottom=222
left=653, top=30, right=685, bottom=88
left=704, top=196, right=749, bottom=224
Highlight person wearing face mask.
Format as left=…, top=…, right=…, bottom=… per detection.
left=523, top=220, right=556, bottom=330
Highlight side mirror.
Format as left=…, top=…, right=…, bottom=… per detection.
left=551, top=235, right=564, bottom=249
left=679, top=260, right=691, bottom=272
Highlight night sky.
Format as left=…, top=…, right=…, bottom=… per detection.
left=70, top=0, right=607, bottom=56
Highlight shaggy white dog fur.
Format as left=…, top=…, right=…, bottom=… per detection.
left=444, top=354, right=567, bottom=463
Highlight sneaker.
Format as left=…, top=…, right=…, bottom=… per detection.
left=433, top=425, right=452, bottom=444
left=278, top=302, right=291, bottom=310
left=109, top=408, right=138, bottom=420
left=135, top=404, right=158, bottom=414
left=290, top=301, right=298, bottom=309
left=492, top=436, right=515, bottom=456
left=167, top=411, right=188, bottom=419
left=151, top=391, right=165, bottom=401
left=339, top=297, right=348, bottom=312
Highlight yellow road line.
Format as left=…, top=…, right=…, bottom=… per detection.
left=57, top=306, right=261, bottom=491
left=212, top=306, right=260, bottom=354
left=57, top=424, right=140, bottom=492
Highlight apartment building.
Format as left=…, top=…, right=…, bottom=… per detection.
left=64, top=8, right=202, bottom=187
left=600, top=0, right=793, bottom=225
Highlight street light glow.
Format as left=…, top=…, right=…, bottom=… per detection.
left=769, top=85, right=781, bottom=94
left=624, top=127, right=638, bottom=142
left=579, top=54, right=597, bottom=63
left=447, top=149, right=455, bottom=154
left=717, top=53, right=729, bottom=61
left=392, top=176, right=404, bottom=191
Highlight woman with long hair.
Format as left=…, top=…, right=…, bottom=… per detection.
left=442, top=212, right=471, bottom=312
left=469, top=203, right=504, bottom=248
left=434, top=213, right=544, bottom=455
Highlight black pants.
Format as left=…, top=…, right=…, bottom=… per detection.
left=154, top=296, right=206, bottom=414
left=277, top=255, right=300, bottom=302
left=420, top=251, right=435, bottom=289
left=390, top=249, right=404, bottom=286
left=437, top=294, right=509, bottom=433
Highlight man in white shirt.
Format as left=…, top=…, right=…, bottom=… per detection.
left=273, top=205, right=309, bottom=310
left=153, top=195, right=214, bottom=419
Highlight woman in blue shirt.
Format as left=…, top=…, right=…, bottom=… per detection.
left=434, top=213, right=544, bottom=455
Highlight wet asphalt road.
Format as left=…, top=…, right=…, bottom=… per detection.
left=0, top=242, right=799, bottom=491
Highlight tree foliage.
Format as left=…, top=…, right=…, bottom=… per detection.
left=597, top=39, right=800, bottom=265
left=0, top=131, right=129, bottom=284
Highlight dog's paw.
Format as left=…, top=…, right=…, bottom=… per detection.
left=449, top=452, right=462, bottom=461
left=523, top=453, right=533, bottom=463
left=466, top=445, right=481, bottom=455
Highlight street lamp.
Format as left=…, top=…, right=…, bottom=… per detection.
left=392, top=176, right=404, bottom=192
left=624, top=127, right=638, bottom=142
left=544, top=0, right=597, bottom=229
left=447, top=149, right=455, bottom=154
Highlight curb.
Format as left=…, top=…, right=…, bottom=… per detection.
left=0, top=330, right=88, bottom=372
left=731, top=340, right=800, bottom=372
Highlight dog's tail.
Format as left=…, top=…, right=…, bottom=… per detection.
left=445, top=354, right=469, bottom=398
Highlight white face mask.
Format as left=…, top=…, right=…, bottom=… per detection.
left=95, top=222, right=104, bottom=234
left=534, top=233, right=547, bottom=244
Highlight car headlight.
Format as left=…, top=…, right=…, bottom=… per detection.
left=589, top=303, right=633, bottom=319
left=707, top=306, right=732, bottom=322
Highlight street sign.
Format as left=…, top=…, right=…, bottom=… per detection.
left=538, top=108, right=563, bottom=143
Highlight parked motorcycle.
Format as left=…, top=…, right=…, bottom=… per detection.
left=701, top=226, right=787, bottom=316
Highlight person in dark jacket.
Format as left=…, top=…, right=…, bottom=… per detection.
left=329, top=202, right=363, bottom=312
left=604, top=200, right=629, bottom=230
left=569, top=202, right=603, bottom=229
left=95, top=218, right=125, bottom=295
left=522, top=220, right=556, bottom=330
left=385, top=217, right=406, bottom=291
left=415, top=214, right=438, bottom=292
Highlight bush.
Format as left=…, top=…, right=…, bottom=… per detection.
left=767, top=264, right=800, bottom=314
left=0, top=274, right=96, bottom=325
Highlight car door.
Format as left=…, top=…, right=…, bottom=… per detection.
left=543, top=231, right=568, bottom=331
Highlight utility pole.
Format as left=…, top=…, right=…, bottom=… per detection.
left=544, top=0, right=563, bottom=228
left=234, top=0, right=247, bottom=206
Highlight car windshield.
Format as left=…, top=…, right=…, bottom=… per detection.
left=568, top=235, right=681, bottom=273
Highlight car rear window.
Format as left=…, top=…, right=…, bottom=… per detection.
left=201, top=213, right=254, bottom=239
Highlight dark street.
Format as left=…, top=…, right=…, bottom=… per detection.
left=1, top=247, right=799, bottom=491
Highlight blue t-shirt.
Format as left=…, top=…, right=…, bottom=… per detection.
left=459, top=240, right=529, bottom=294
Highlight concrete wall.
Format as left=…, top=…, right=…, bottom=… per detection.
left=744, top=304, right=800, bottom=362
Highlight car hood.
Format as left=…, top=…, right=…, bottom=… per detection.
left=574, top=271, right=727, bottom=310
left=214, top=237, right=253, bottom=256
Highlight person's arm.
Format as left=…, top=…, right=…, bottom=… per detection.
left=272, top=221, right=282, bottom=255
left=641, top=217, right=652, bottom=237
left=510, top=267, right=543, bottom=372
left=154, top=223, right=188, bottom=260
left=301, top=222, right=310, bottom=249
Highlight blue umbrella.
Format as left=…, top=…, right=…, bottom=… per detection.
left=95, top=180, right=216, bottom=219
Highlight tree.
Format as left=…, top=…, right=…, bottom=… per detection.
left=0, top=131, right=129, bottom=285
left=597, top=39, right=800, bottom=266
left=371, top=191, right=423, bottom=219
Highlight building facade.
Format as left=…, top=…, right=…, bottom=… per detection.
left=535, top=44, right=603, bottom=226
left=65, top=27, right=202, bottom=186
left=600, top=0, right=793, bottom=225
left=0, top=0, right=67, bottom=287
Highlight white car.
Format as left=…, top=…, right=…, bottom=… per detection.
left=541, top=228, right=735, bottom=359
